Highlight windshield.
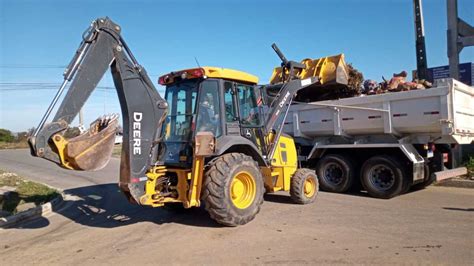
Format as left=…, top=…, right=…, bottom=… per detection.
left=162, top=80, right=198, bottom=142
left=160, top=79, right=222, bottom=166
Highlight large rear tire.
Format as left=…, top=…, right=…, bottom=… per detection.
left=360, top=155, right=406, bottom=199
left=290, top=168, right=319, bottom=204
left=202, top=153, right=264, bottom=226
left=316, top=154, right=355, bottom=193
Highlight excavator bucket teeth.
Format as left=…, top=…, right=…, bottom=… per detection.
left=58, top=115, right=119, bottom=171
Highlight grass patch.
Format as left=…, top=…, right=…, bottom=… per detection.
left=0, top=141, right=29, bottom=150
left=0, top=170, right=59, bottom=214
left=464, top=156, right=474, bottom=178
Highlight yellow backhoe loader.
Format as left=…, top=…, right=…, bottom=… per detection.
left=29, top=17, right=347, bottom=226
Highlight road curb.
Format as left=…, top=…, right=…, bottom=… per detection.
left=0, top=191, right=65, bottom=228
left=435, top=178, right=474, bottom=189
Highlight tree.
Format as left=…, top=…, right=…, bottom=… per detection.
left=0, top=128, right=15, bottom=142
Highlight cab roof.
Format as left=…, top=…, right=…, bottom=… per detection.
left=202, top=67, right=259, bottom=84
left=159, top=66, right=259, bottom=85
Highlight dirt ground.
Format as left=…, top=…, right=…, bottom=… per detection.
left=0, top=149, right=473, bottom=265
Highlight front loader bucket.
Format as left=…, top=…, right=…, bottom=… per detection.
left=53, top=115, right=119, bottom=171
left=269, top=54, right=353, bottom=102
left=270, top=54, right=349, bottom=86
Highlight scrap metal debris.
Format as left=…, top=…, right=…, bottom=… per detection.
left=362, top=71, right=433, bottom=95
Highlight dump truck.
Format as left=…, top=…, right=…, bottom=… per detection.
left=265, top=0, right=474, bottom=199
left=278, top=77, right=473, bottom=198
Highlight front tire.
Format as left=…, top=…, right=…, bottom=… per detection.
left=290, top=168, right=319, bottom=204
left=202, top=153, right=264, bottom=226
left=360, top=155, right=406, bottom=199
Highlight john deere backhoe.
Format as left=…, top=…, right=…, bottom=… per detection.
left=29, top=17, right=330, bottom=226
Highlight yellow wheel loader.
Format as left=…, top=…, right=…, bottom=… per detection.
left=29, top=17, right=325, bottom=226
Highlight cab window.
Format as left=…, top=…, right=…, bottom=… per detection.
left=163, top=81, right=197, bottom=141
left=196, top=80, right=222, bottom=137
left=224, top=82, right=238, bottom=122
left=237, top=84, right=260, bottom=126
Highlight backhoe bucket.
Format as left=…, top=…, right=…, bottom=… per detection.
left=270, top=54, right=349, bottom=86
left=53, top=115, right=119, bottom=171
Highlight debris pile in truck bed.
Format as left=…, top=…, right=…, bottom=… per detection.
left=362, top=71, right=432, bottom=95
left=270, top=52, right=433, bottom=102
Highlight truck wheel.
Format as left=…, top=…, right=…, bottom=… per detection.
left=360, top=155, right=406, bottom=199
left=290, top=168, right=319, bottom=204
left=316, top=154, right=355, bottom=193
left=202, top=153, right=264, bottom=226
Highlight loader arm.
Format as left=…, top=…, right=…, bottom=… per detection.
left=28, top=17, right=168, bottom=203
left=263, top=44, right=318, bottom=160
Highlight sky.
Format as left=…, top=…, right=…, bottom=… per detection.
left=0, top=0, right=472, bottom=132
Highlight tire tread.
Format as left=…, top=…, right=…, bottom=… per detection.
left=290, top=168, right=319, bottom=204
left=202, top=153, right=264, bottom=226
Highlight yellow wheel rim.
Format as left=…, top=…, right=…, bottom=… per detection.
left=304, top=177, right=316, bottom=198
left=230, top=171, right=256, bottom=209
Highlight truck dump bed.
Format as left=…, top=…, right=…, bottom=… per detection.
left=284, top=79, right=473, bottom=144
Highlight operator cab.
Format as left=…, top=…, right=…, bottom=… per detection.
left=158, top=67, right=266, bottom=167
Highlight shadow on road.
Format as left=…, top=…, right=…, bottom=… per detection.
left=263, top=193, right=295, bottom=204
left=6, top=182, right=441, bottom=230
left=264, top=185, right=433, bottom=203
left=442, top=207, right=474, bottom=212
left=6, top=183, right=222, bottom=230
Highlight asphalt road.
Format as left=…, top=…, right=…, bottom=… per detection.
left=0, top=149, right=473, bottom=264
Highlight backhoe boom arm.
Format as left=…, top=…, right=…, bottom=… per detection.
left=28, top=17, right=168, bottom=204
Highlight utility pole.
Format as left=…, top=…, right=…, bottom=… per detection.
left=447, top=0, right=474, bottom=168
left=447, top=0, right=474, bottom=79
left=413, top=0, right=428, bottom=80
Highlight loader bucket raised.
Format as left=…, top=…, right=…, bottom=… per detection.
left=269, top=54, right=352, bottom=102
left=52, top=115, right=119, bottom=171
left=270, top=54, right=349, bottom=86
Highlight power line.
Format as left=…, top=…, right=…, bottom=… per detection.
left=0, top=82, right=62, bottom=85
left=0, top=65, right=162, bottom=76
left=0, top=65, right=67, bottom=69
left=0, top=83, right=115, bottom=91
left=0, top=88, right=115, bottom=91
